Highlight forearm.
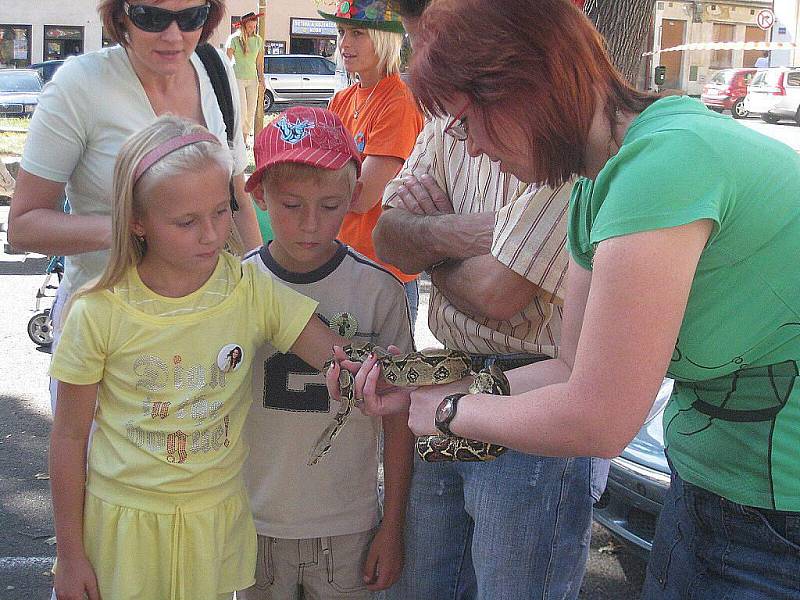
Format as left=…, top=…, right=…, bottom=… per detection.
left=451, top=383, right=624, bottom=458
left=8, top=210, right=111, bottom=255
left=381, top=413, right=414, bottom=527
left=373, top=208, right=494, bottom=274
left=233, top=176, right=262, bottom=251
left=49, top=434, right=89, bottom=558
left=430, top=254, right=541, bottom=320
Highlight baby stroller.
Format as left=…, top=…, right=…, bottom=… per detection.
left=27, top=254, right=64, bottom=347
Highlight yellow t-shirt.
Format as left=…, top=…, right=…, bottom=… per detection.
left=50, top=252, right=318, bottom=495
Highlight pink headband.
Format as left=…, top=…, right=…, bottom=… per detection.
left=133, top=132, right=221, bottom=183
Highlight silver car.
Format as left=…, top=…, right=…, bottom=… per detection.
left=0, top=69, right=42, bottom=117
left=263, top=54, right=347, bottom=111
left=593, top=379, right=674, bottom=557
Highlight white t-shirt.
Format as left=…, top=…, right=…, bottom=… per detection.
left=242, top=242, right=414, bottom=539
left=21, top=45, right=247, bottom=297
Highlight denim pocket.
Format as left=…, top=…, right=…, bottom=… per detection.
left=741, top=506, right=800, bottom=554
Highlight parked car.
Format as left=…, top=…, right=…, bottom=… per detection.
left=593, top=378, right=674, bottom=557
left=701, top=67, right=757, bottom=119
left=263, top=54, right=346, bottom=111
left=0, top=69, right=43, bottom=117
left=28, top=59, right=65, bottom=83
left=743, top=67, right=800, bottom=125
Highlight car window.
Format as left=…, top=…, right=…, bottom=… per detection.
left=0, top=72, right=42, bottom=92
left=710, top=70, right=732, bottom=84
left=750, top=71, right=768, bottom=86
left=787, top=72, right=800, bottom=87
left=742, top=72, right=754, bottom=85
left=297, top=58, right=317, bottom=75
left=323, top=59, right=337, bottom=75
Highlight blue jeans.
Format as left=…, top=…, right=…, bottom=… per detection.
left=382, top=452, right=592, bottom=600
left=404, top=279, right=419, bottom=328
left=641, top=471, right=800, bottom=599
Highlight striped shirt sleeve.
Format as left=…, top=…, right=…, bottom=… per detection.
left=491, top=180, right=574, bottom=302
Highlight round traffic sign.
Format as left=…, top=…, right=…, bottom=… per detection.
left=757, top=9, right=775, bottom=30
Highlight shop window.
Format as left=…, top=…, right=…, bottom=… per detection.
left=44, top=26, right=84, bottom=61
left=0, top=25, right=32, bottom=68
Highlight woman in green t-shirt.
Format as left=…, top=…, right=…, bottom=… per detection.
left=226, top=11, right=264, bottom=145
left=337, top=0, right=800, bottom=598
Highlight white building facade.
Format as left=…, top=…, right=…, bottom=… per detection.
left=651, top=0, right=798, bottom=94
left=0, top=0, right=340, bottom=67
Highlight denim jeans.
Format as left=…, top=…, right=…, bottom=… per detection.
left=382, top=452, right=592, bottom=600
left=641, top=471, right=800, bottom=600
left=404, top=279, right=419, bottom=328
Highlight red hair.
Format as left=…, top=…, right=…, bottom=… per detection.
left=410, top=0, right=656, bottom=187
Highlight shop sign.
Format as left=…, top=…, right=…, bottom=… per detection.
left=291, top=19, right=337, bottom=37
left=45, top=26, right=83, bottom=40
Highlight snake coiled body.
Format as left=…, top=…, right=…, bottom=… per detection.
left=309, top=344, right=509, bottom=466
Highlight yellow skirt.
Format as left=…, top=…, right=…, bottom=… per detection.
left=81, top=473, right=256, bottom=600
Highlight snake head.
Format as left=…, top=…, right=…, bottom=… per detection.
left=469, top=364, right=510, bottom=395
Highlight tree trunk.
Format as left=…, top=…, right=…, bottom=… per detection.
left=584, top=0, right=656, bottom=86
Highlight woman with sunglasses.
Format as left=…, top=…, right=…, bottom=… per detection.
left=319, top=0, right=424, bottom=324
left=9, top=0, right=262, bottom=404
left=339, top=0, right=800, bottom=598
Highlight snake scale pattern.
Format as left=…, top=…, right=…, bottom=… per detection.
left=308, top=344, right=510, bottom=466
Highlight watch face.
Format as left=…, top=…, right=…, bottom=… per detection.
left=436, top=398, right=454, bottom=425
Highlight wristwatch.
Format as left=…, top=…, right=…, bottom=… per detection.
left=435, top=393, right=467, bottom=436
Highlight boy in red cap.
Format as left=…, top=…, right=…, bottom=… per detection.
left=240, top=106, right=414, bottom=600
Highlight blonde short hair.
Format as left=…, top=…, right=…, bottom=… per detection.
left=336, top=24, right=403, bottom=77
left=261, top=161, right=358, bottom=204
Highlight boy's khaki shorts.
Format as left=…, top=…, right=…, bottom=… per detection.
left=239, top=528, right=377, bottom=600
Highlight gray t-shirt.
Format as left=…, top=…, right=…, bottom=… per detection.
left=243, top=242, right=414, bottom=538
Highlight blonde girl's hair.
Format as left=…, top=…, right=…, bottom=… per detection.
left=63, top=115, right=238, bottom=318
left=336, top=26, right=403, bottom=77
left=238, top=22, right=252, bottom=55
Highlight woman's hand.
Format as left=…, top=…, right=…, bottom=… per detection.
left=54, top=554, right=101, bottom=600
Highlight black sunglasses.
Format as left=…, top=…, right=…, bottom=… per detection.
left=124, top=2, right=211, bottom=33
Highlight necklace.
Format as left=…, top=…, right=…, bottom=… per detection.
left=353, top=78, right=382, bottom=120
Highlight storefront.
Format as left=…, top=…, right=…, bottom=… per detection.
left=43, top=25, right=84, bottom=61
left=0, top=24, right=32, bottom=68
left=289, top=18, right=337, bottom=56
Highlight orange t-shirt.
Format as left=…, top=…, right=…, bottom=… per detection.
left=329, top=73, right=423, bottom=282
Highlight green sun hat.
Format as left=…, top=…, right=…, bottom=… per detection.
left=318, top=0, right=405, bottom=33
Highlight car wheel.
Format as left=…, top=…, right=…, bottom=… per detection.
left=795, top=106, right=800, bottom=126
left=761, top=113, right=780, bottom=124
left=709, top=106, right=724, bottom=113
left=263, top=90, right=274, bottom=113
left=731, top=99, right=748, bottom=119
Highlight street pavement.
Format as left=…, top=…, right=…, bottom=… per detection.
left=1, top=116, right=794, bottom=598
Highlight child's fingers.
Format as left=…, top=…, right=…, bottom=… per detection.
left=361, top=546, right=379, bottom=585
left=386, top=344, right=402, bottom=356
left=325, top=361, right=342, bottom=402
left=87, top=578, right=102, bottom=600
left=361, top=363, right=383, bottom=415
left=353, top=353, right=379, bottom=402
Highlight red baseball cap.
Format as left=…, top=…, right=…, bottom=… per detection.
left=245, top=106, right=362, bottom=199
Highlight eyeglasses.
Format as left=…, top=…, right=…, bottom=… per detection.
left=124, top=2, right=211, bottom=33
left=444, top=102, right=469, bottom=141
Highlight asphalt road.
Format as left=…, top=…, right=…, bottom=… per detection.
left=1, top=116, right=793, bottom=598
